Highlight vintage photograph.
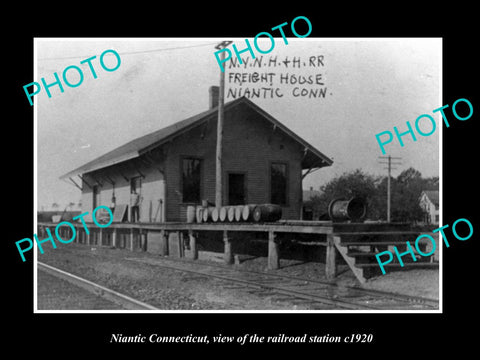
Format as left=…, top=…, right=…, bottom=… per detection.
left=34, top=38, right=441, bottom=311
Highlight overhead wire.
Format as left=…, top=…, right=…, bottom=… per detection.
left=37, top=41, right=220, bottom=61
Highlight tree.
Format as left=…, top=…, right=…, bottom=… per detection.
left=397, top=167, right=422, bottom=184
left=306, top=167, right=438, bottom=222
left=310, top=169, right=378, bottom=218
left=374, top=167, right=438, bottom=222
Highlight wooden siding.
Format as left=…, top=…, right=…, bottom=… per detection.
left=81, top=154, right=165, bottom=223
left=80, top=103, right=307, bottom=222
left=164, top=103, right=304, bottom=221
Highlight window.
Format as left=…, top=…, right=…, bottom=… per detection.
left=270, top=162, right=288, bottom=205
left=182, top=158, right=202, bottom=203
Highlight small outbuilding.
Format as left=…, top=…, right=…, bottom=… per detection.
left=61, top=87, right=333, bottom=222
left=419, top=190, right=439, bottom=224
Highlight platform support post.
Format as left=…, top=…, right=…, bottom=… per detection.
left=73, top=225, right=77, bottom=243
left=138, top=228, right=143, bottom=251
left=140, top=228, right=146, bottom=251
left=129, top=228, right=134, bottom=251
left=223, top=230, right=234, bottom=264
left=268, top=231, right=280, bottom=270
left=189, top=230, right=198, bottom=260
left=160, top=229, right=169, bottom=256
left=99, top=228, right=103, bottom=246
left=112, top=228, right=117, bottom=248
left=179, top=232, right=185, bottom=258
left=326, top=234, right=337, bottom=280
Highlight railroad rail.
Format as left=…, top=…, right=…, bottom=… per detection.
left=37, top=262, right=159, bottom=310
left=124, top=256, right=439, bottom=310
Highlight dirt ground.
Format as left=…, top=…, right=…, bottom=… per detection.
left=36, top=242, right=439, bottom=311
left=37, top=270, right=124, bottom=310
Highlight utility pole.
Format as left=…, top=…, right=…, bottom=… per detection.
left=378, top=155, right=402, bottom=222
left=214, top=41, right=232, bottom=208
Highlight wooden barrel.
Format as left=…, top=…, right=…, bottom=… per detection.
left=202, top=206, right=215, bottom=222
left=211, top=207, right=220, bottom=222
left=186, top=205, right=196, bottom=223
left=241, top=204, right=256, bottom=222
left=234, top=205, right=244, bottom=221
left=195, top=206, right=203, bottom=223
left=227, top=206, right=236, bottom=222
left=219, top=206, right=229, bottom=222
left=252, top=204, right=282, bottom=222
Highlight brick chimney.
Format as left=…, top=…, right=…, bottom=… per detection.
left=209, top=86, right=219, bottom=109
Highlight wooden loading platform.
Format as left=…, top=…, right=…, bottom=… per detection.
left=331, top=222, right=438, bottom=282
left=37, top=220, right=439, bottom=284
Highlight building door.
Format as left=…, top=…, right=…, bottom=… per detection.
left=158, top=177, right=166, bottom=223
left=228, top=173, right=245, bottom=205
left=149, top=173, right=166, bottom=223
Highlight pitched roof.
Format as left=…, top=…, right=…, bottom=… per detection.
left=421, top=190, right=439, bottom=207
left=60, top=97, right=333, bottom=180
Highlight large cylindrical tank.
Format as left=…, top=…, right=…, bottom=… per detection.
left=230, top=206, right=240, bottom=222
left=186, top=206, right=196, bottom=223
left=219, top=206, right=229, bottom=222
left=241, top=205, right=256, bottom=221
left=252, top=204, right=282, bottom=222
left=195, top=206, right=204, bottom=223
left=202, top=206, right=215, bottom=222
left=327, top=197, right=367, bottom=222
left=211, top=207, right=220, bottom=222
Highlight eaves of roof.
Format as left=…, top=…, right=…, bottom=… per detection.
left=60, top=97, right=333, bottom=180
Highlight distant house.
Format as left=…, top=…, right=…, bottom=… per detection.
left=419, top=190, right=439, bottom=224
left=61, top=87, right=333, bottom=222
left=302, top=186, right=322, bottom=220
left=38, top=202, right=82, bottom=223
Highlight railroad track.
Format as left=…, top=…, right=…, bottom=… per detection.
left=37, top=262, right=159, bottom=310
left=38, top=258, right=438, bottom=311
left=124, top=257, right=439, bottom=310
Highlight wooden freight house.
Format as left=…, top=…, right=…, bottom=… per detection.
left=61, top=87, right=333, bottom=222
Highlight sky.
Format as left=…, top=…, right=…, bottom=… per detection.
left=35, top=38, right=441, bottom=210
